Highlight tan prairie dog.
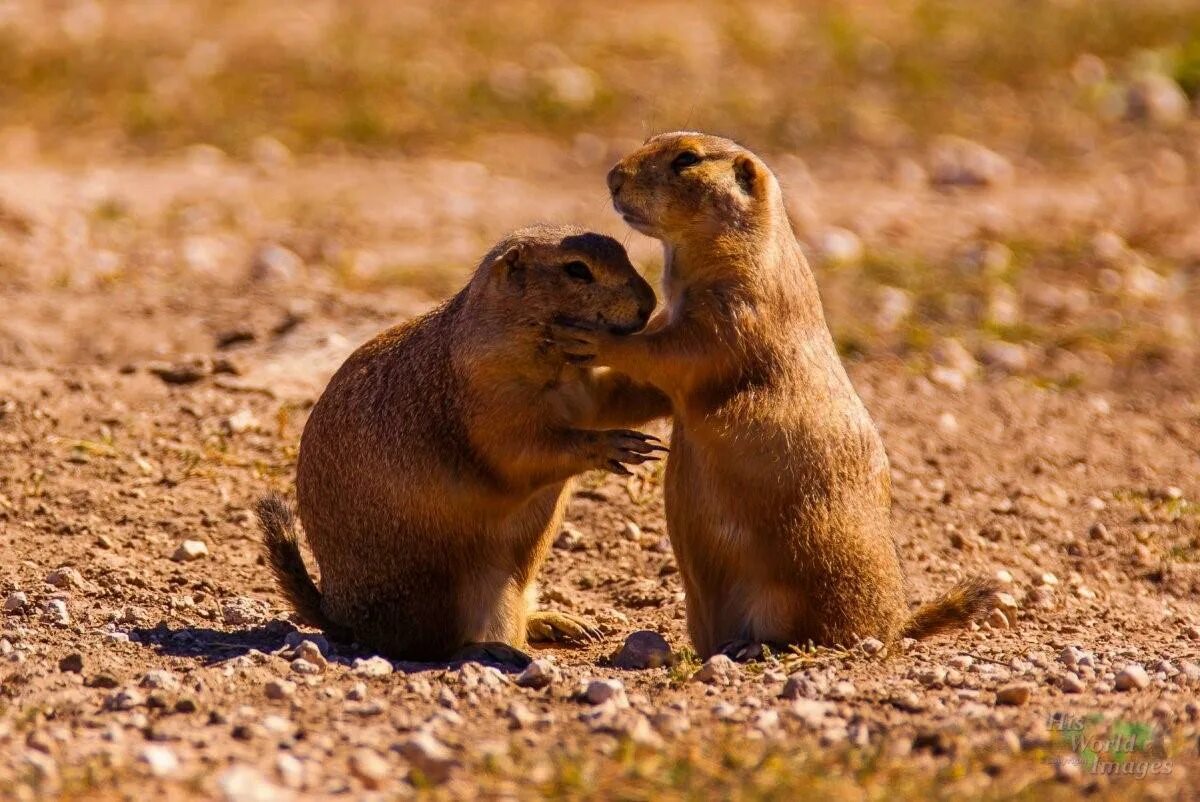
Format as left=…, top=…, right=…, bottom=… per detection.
left=258, top=225, right=669, bottom=664
left=553, top=133, right=999, bottom=659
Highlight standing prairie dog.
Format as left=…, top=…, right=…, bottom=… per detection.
left=553, top=133, right=998, bottom=658
left=259, top=225, right=669, bottom=664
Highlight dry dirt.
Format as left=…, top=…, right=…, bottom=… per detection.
left=1, top=146, right=1199, bottom=800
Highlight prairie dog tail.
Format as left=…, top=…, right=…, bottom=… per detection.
left=900, top=576, right=1002, bottom=640
left=256, top=494, right=350, bottom=641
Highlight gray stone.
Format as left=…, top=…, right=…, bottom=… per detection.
left=4, top=591, right=28, bottom=612
left=396, top=731, right=458, bottom=784
left=43, top=599, right=70, bottom=626
left=1114, top=664, right=1150, bottom=691
left=611, top=630, right=674, bottom=669
left=217, top=765, right=283, bottom=802
left=138, top=745, right=179, bottom=778
left=172, top=540, right=209, bottom=562
left=352, top=656, right=394, bottom=678
left=582, top=678, right=628, bottom=707
left=515, top=658, right=557, bottom=689
left=692, top=654, right=738, bottom=684
left=349, top=748, right=389, bottom=790
left=140, top=670, right=180, bottom=691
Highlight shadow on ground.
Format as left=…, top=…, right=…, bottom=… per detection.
left=129, top=621, right=532, bottom=674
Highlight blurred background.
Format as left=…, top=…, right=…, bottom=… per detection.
left=0, top=0, right=1197, bottom=383
left=5, top=0, right=1200, bottom=160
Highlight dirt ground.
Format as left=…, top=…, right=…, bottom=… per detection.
left=1, top=140, right=1199, bottom=801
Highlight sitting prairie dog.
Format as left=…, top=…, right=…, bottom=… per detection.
left=258, top=225, right=669, bottom=664
left=553, top=133, right=999, bottom=658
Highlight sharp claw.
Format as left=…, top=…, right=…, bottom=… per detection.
left=608, top=460, right=633, bottom=476
left=624, top=432, right=667, bottom=448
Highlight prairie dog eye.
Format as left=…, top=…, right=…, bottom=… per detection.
left=563, top=260, right=594, bottom=283
left=670, top=151, right=702, bottom=173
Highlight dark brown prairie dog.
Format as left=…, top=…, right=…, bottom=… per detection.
left=259, top=225, right=669, bottom=664
left=553, top=133, right=998, bottom=658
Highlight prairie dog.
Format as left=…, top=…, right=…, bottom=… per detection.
left=260, top=225, right=668, bottom=663
left=553, top=133, right=998, bottom=658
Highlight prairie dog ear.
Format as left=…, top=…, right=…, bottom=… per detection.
left=493, top=244, right=527, bottom=290
left=732, top=153, right=760, bottom=195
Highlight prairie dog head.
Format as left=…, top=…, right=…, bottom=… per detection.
left=475, top=225, right=656, bottom=336
left=607, top=132, right=780, bottom=245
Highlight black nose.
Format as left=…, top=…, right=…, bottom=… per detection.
left=637, top=304, right=653, bottom=326
left=607, top=166, right=625, bottom=195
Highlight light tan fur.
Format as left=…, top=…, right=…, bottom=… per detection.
left=260, top=225, right=669, bottom=662
left=553, top=133, right=999, bottom=658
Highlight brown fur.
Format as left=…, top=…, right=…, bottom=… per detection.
left=257, top=494, right=350, bottom=641
left=261, top=225, right=669, bottom=661
left=901, top=576, right=1002, bottom=640
left=553, top=133, right=999, bottom=657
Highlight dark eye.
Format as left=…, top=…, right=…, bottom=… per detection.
left=670, top=151, right=702, bottom=173
left=563, top=261, right=594, bottom=283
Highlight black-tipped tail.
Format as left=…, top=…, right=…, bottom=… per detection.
left=901, top=576, right=1002, bottom=640
left=256, top=494, right=349, bottom=640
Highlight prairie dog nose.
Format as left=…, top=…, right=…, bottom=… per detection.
left=606, top=165, right=627, bottom=195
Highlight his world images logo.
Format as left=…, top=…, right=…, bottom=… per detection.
left=1047, top=713, right=1173, bottom=778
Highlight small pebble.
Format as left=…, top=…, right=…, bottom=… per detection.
left=58, top=653, right=84, bottom=673
left=553, top=522, right=586, bottom=551
left=349, top=748, right=389, bottom=790
left=43, top=599, right=70, bottom=626
left=45, top=567, right=88, bottom=589
left=275, top=753, right=304, bottom=789
left=352, top=656, right=394, bottom=678
left=1114, top=664, right=1150, bottom=691
left=396, top=731, right=458, bottom=784
left=141, top=670, right=180, bottom=691
left=692, top=654, right=738, bottom=684
left=295, top=640, right=327, bottom=669
left=4, top=591, right=28, bottom=612
left=290, top=658, right=321, bottom=675
left=172, top=540, right=209, bottom=562
left=217, top=765, right=284, bottom=801
left=611, top=630, right=674, bottom=669
left=995, top=683, right=1033, bottom=706
left=105, top=688, right=145, bottom=711
left=582, top=678, right=627, bottom=707
left=515, top=658, right=558, bottom=689
left=506, top=701, right=536, bottom=730
left=138, top=745, right=179, bottom=778
left=858, top=637, right=885, bottom=656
